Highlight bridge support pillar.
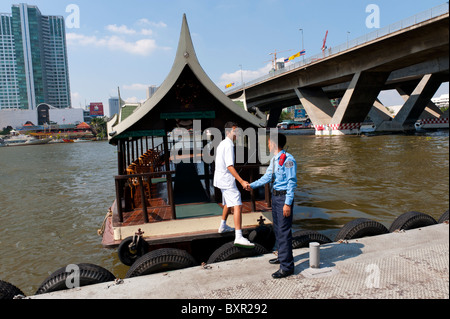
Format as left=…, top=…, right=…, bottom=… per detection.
left=297, top=71, right=390, bottom=135
left=396, top=84, right=444, bottom=120
left=294, top=87, right=335, bottom=133
left=369, top=99, right=394, bottom=126
left=327, top=71, right=390, bottom=135
left=378, top=73, right=445, bottom=131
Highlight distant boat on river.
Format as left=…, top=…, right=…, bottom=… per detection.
left=1, top=130, right=51, bottom=147
left=63, top=138, right=93, bottom=143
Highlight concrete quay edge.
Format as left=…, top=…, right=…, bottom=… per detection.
left=31, top=223, right=449, bottom=299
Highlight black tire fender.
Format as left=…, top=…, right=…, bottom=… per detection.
left=118, top=236, right=149, bottom=266
left=0, top=280, right=25, bottom=299
left=438, top=210, right=449, bottom=224
left=248, top=225, right=276, bottom=251
left=207, top=241, right=268, bottom=264
left=389, top=211, right=437, bottom=232
left=125, top=248, right=197, bottom=278
left=292, top=230, right=332, bottom=249
left=35, top=263, right=116, bottom=295
left=335, top=218, right=389, bottom=241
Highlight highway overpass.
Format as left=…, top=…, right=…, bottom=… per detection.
left=226, top=4, right=449, bottom=134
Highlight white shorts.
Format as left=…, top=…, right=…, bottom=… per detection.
left=221, top=187, right=242, bottom=208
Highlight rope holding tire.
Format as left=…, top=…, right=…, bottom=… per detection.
left=118, top=235, right=149, bottom=266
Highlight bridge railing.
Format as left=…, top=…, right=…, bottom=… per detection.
left=225, top=3, right=449, bottom=94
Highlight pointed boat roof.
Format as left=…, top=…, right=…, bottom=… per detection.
left=108, top=14, right=265, bottom=144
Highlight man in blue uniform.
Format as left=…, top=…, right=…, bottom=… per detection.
left=246, top=133, right=297, bottom=278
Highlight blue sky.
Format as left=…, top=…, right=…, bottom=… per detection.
left=1, top=0, right=448, bottom=115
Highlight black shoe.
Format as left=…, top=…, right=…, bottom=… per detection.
left=269, top=258, right=280, bottom=264
left=271, top=268, right=294, bottom=279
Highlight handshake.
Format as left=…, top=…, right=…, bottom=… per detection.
left=241, top=181, right=252, bottom=192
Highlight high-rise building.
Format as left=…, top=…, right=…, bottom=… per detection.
left=431, top=94, right=449, bottom=109
left=0, top=3, right=71, bottom=110
left=146, top=85, right=159, bottom=99
left=0, top=13, right=20, bottom=108
left=108, top=97, right=120, bottom=117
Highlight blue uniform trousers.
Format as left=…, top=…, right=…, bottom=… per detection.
left=272, top=194, right=294, bottom=272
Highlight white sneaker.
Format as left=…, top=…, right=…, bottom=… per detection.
left=234, top=237, right=255, bottom=249
left=218, top=224, right=235, bottom=233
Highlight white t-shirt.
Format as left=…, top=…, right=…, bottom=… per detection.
left=213, top=137, right=236, bottom=189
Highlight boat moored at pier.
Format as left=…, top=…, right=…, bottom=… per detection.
left=100, top=14, right=275, bottom=275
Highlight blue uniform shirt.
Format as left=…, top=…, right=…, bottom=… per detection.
left=250, top=150, right=297, bottom=206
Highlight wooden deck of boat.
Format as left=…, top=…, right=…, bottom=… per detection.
left=114, top=199, right=271, bottom=227
left=102, top=199, right=272, bottom=248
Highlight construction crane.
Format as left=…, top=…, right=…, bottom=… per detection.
left=266, top=49, right=293, bottom=70
left=321, top=30, right=329, bottom=51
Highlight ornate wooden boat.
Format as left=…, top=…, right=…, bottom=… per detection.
left=99, top=15, right=274, bottom=275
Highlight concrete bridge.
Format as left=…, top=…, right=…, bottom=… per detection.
left=227, top=4, right=449, bottom=135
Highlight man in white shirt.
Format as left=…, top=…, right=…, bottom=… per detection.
left=214, top=122, right=254, bottom=248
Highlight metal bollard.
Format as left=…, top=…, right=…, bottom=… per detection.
left=309, top=242, right=320, bottom=268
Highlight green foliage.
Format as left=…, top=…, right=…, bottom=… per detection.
left=0, top=126, right=13, bottom=135
left=90, top=117, right=107, bottom=139
left=279, top=110, right=293, bottom=121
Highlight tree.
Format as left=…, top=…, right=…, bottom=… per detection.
left=0, top=126, right=13, bottom=135
left=279, top=109, right=293, bottom=121
left=90, top=117, right=107, bottom=139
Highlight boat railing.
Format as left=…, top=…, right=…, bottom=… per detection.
left=120, top=136, right=176, bottom=173
left=114, top=170, right=176, bottom=224
left=114, top=156, right=271, bottom=225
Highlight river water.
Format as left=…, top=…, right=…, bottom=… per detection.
left=0, top=133, right=448, bottom=295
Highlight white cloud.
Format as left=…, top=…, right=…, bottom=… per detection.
left=71, top=92, right=81, bottom=99
left=67, top=33, right=162, bottom=56
left=124, top=96, right=146, bottom=104
left=106, top=23, right=156, bottom=36
left=137, top=18, right=167, bottom=28
left=106, top=24, right=137, bottom=35
left=67, top=33, right=98, bottom=46
left=140, top=29, right=154, bottom=36
left=67, top=18, right=172, bottom=57
left=119, top=37, right=158, bottom=56
left=70, top=91, right=86, bottom=108
left=219, top=63, right=273, bottom=88
left=123, top=83, right=150, bottom=91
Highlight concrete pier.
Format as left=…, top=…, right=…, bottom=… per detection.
left=31, top=223, right=448, bottom=299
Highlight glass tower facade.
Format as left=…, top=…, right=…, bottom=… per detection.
left=0, top=4, right=71, bottom=110
left=0, top=13, right=20, bottom=108
left=43, top=16, right=71, bottom=109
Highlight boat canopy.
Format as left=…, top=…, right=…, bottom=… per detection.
left=107, top=14, right=266, bottom=146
